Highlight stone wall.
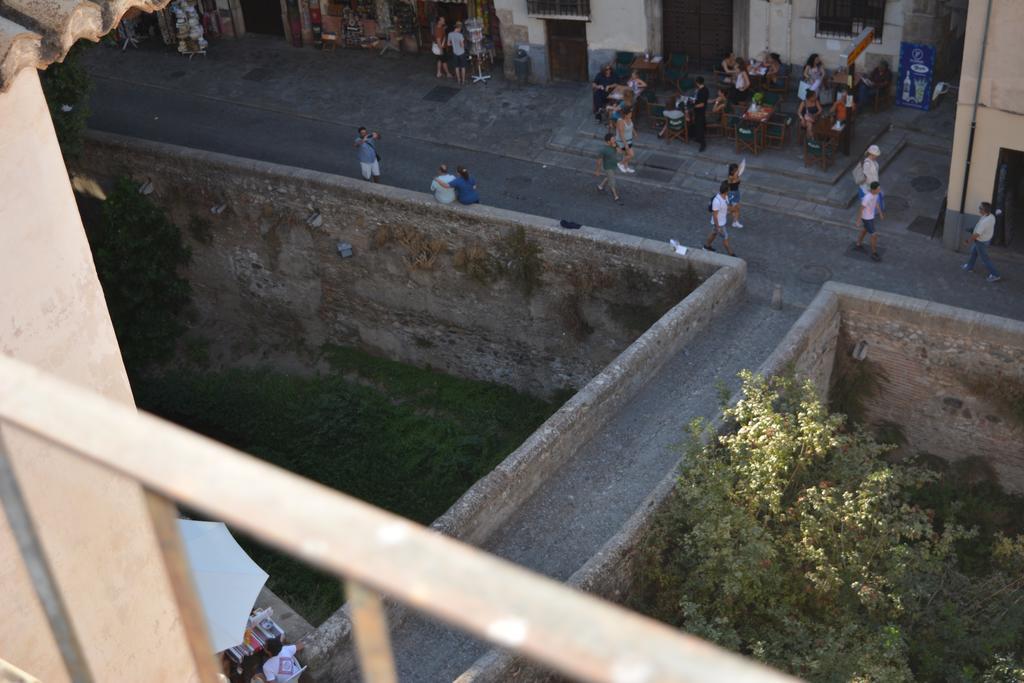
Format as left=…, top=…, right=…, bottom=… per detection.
left=76, top=132, right=716, bottom=399
left=763, top=282, right=1024, bottom=493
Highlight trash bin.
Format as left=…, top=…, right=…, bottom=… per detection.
left=514, top=48, right=530, bottom=84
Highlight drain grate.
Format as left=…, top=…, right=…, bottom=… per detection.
left=644, top=153, right=684, bottom=171
left=242, top=67, right=273, bottom=82
left=911, top=175, right=942, bottom=192
left=423, top=86, right=461, bottom=103
left=906, top=215, right=936, bottom=236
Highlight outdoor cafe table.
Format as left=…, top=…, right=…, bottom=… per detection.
left=630, top=57, right=663, bottom=85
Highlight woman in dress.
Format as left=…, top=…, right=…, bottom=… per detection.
left=765, top=53, right=782, bottom=87
left=803, top=53, right=825, bottom=94
left=798, top=90, right=823, bottom=139
left=433, top=17, right=451, bottom=79
left=627, top=70, right=648, bottom=99
left=729, top=58, right=751, bottom=103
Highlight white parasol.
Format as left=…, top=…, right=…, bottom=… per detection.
left=177, top=519, right=269, bottom=653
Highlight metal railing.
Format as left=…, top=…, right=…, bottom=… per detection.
left=526, top=0, right=590, bottom=18
left=0, top=353, right=798, bottom=683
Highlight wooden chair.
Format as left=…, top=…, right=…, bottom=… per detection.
left=665, top=53, right=693, bottom=93
left=321, top=16, right=341, bottom=51
left=724, top=111, right=741, bottom=140
left=705, top=109, right=726, bottom=137
left=665, top=115, right=688, bottom=144
left=804, top=138, right=836, bottom=170
left=764, top=66, right=790, bottom=95
left=764, top=112, right=792, bottom=149
left=871, top=82, right=893, bottom=112
left=761, top=92, right=782, bottom=108
left=735, top=122, right=762, bottom=156
left=648, top=103, right=667, bottom=131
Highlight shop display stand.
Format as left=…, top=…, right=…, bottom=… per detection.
left=171, top=0, right=208, bottom=59
left=466, top=18, right=489, bottom=84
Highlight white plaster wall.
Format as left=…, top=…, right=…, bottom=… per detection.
left=948, top=0, right=1024, bottom=217
left=747, top=0, right=905, bottom=72
left=586, top=0, right=651, bottom=52
left=0, top=68, right=196, bottom=682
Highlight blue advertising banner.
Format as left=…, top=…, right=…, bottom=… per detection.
left=897, top=42, right=937, bottom=111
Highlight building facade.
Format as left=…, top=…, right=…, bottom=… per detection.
left=945, top=0, right=1024, bottom=250
left=496, top=0, right=957, bottom=83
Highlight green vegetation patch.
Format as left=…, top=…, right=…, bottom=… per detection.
left=134, top=346, right=562, bottom=625
left=632, top=372, right=1024, bottom=682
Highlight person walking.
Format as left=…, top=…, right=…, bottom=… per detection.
left=853, top=181, right=883, bottom=261
left=595, top=133, right=622, bottom=203
left=856, top=145, right=881, bottom=198
left=704, top=182, right=736, bottom=256
left=353, top=126, right=381, bottom=183
left=692, top=76, right=708, bottom=152
left=432, top=17, right=451, bottom=79
left=448, top=21, right=467, bottom=86
left=450, top=166, right=479, bottom=205
left=962, top=202, right=1002, bottom=282
left=430, top=164, right=457, bottom=204
left=615, top=107, right=636, bottom=173
left=727, top=162, right=743, bottom=228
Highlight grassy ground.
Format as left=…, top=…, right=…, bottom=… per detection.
left=134, top=345, right=565, bottom=625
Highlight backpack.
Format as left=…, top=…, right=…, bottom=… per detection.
left=852, top=160, right=867, bottom=186
left=708, top=196, right=715, bottom=213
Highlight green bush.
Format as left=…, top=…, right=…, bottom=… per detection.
left=632, top=372, right=1024, bottom=682
left=86, top=177, right=192, bottom=374
left=40, top=42, right=92, bottom=158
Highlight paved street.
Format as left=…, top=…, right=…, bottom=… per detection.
left=81, top=35, right=1023, bottom=321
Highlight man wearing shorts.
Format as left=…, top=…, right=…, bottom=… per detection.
left=853, top=181, right=883, bottom=261
left=448, top=22, right=467, bottom=86
left=595, top=133, right=622, bottom=203
left=353, top=126, right=381, bottom=183
left=703, top=181, right=735, bottom=256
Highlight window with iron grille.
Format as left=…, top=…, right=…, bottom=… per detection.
left=527, top=0, right=590, bottom=18
left=816, top=0, right=885, bottom=40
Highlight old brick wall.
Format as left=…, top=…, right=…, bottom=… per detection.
left=75, top=133, right=714, bottom=398
left=833, top=286, right=1024, bottom=492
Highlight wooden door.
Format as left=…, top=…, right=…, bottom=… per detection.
left=547, top=20, right=588, bottom=82
left=240, top=0, right=285, bottom=35
left=663, top=0, right=732, bottom=70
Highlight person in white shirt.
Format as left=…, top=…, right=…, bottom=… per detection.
left=448, top=21, right=467, bottom=86
left=703, top=182, right=736, bottom=256
left=430, top=164, right=457, bottom=204
left=961, top=202, right=1002, bottom=282
left=262, top=637, right=304, bottom=682
left=858, top=145, right=881, bottom=198
left=853, top=181, right=883, bottom=261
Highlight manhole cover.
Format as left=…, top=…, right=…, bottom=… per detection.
left=242, top=67, right=273, bottom=82
left=911, top=175, right=942, bottom=192
left=645, top=153, right=683, bottom=171
left=906, top=215, right=936, bottom=236
left=423, top=86, right=460, bottom=103
left=883, top=195, right=910, bottom=212
left=798, top=264, right=832, bottom=284
left=168, top=70, right=186, bottom=79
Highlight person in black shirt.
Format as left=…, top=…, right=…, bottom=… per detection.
left=592, top=65, right=616, bottom=122
left=691, top=76, right=709, bottom=152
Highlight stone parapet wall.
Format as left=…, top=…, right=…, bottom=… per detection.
left=76, top=131, right=723, bottom=398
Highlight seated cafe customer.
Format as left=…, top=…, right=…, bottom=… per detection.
left=857, top=60, right=892, bottom=106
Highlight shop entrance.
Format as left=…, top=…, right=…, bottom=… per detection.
left=662, top=0, right=732, bottom=70
left=993, top=147, right=1024, bottom=251
left=419, top=1, right=469, bottom=49
left=240, top=0, right=284, bottom=35
left=547, top=20, right=587, bottom=82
